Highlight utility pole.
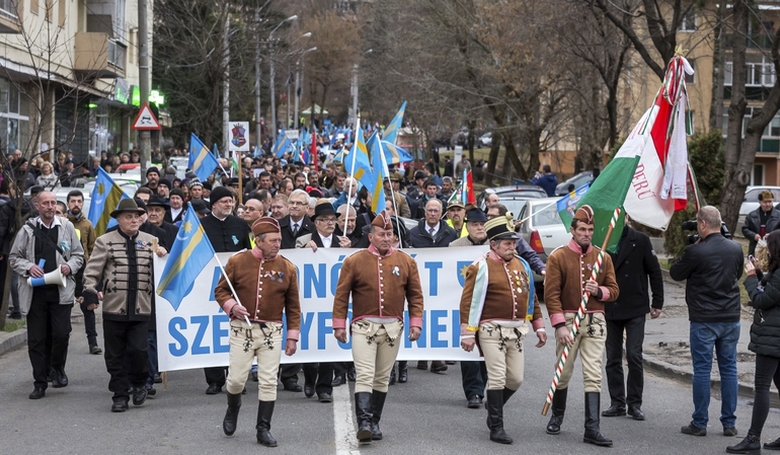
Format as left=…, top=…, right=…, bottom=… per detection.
left=138, top=0, right=150, bottom=182
left=255, top=10, right=262, bottom=150
left=222, top=12, right=230, bottom=158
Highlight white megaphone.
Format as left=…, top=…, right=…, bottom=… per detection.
left=27, top=259, right=66, bottom=287
left=28, top=269, right=66, bottom=287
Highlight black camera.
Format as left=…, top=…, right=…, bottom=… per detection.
left=681, top=219, right=732, bottom=245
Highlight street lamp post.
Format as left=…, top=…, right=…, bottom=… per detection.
left=294, top=46, right=317, bottom=131
left=350, top=48, right=372, bottom=129
left=269, top=15, right=297, bottom=144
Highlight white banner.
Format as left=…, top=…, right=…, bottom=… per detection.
left=155, top=247, right=490, bottom=372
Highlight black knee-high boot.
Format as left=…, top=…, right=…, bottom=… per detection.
left=223, top=392, right=241, bottom=436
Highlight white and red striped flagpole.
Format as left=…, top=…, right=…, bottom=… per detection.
left=542, top=207, right=621, bottom=416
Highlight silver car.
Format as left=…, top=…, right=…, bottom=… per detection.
left=517, top=197, right=571, bottom=285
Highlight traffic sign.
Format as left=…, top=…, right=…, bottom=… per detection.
left=132, top=102, right=162, bottom=130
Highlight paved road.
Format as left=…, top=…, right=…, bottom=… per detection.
left=1, top=315, right=778, bottom=455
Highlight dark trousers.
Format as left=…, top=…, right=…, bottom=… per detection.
left=304, top=363, right=334, bottom=395
left=104, top=319, right=149, bottom=398
left=146, top=331, right=158, bottom=387
left=280, top=364, right=301, bottom=385
left=27, top=299, right=72, bottom=389
left=461, top=360, right=488, bottom=399
left=10, top=271, right=20, bottom=314
left=75, top=269, right=98, bottom=347
left=205, top=367, right=226, bottom=387
left=749, top=354, right=780, bottom=435
left=605, top=315, right=645, bottom=407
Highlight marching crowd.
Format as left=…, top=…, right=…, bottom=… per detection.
left=4, top=146, right=780, bottom=454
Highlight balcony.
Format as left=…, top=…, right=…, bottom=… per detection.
left=74, top=32, right=126, bottom=79
left=0, top=0, right=21, bottom=34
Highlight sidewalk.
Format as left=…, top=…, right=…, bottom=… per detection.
left=0, top=308, right=84, bottom=357
left=643, top=270, right=758, bottom=399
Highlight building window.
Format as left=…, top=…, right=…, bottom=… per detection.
left=680, top=11, right=696, bottom=32
left=0, top=79, right=29, bottom=156
left=723, top=60, right=776, bottom=87
left=753, top=164, right=765, bottom=186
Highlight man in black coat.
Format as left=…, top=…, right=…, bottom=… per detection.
left=200, top=186, right=251, bottom=395
left=295, top=200, right=351, bottom=402
left=145, top=196, right=178, bottom=251
left=408, top=197, right=456, bottom=373
left=743, top=189, right=780, bottom=256
left=279, top=189, right=315, bottom=250
left=409, top=199, right=458, bottom=248
left=277, top=188, right=315, bottom=392
left=602, top=222, right=664, bottom=421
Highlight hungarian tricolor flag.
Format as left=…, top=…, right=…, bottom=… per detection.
left=462, top=169, right=475, bottom=204
left=573, top=54, right=696, bottom=252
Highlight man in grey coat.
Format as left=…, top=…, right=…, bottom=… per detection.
left=10, top=191, right=84, bottom=400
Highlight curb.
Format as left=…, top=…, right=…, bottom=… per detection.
left=0, top=311, right=83, bottom=357
left=644, top=356, right=758, bottom=401
left=0, top=328, right=27, bottom=356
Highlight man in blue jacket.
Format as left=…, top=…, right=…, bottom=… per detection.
left=531, top=165, right=558, bottom=197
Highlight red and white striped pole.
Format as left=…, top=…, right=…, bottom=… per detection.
left=542, top=207, right=621, bottom=415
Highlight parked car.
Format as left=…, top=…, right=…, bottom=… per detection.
left=168, top=156, right=190, bottom=179
left=555, top=171, right=594, bottom=196
left=478, top=132, right=492, bottom=148
left=476, top=185, right=547, bottom=216
left=517, top=197, right=571, bottom=288
left=739, top=186, right=780, bottom=229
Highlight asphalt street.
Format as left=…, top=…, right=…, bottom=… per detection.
left=1, top=314, right=779, bottom=455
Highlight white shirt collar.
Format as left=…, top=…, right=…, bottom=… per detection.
left=38, top=216, right=62, bottom=229
left=321, top=233, right=333, bottom=248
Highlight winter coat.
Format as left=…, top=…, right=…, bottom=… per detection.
left=745, top=271, right=780, bottom=358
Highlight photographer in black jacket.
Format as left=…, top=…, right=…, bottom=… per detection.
left=670, top=206, right=743, bottom=437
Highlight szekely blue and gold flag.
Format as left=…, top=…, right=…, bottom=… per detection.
left=189, top=133, right=220, bottom=182
left=156, top=208, right=215, bottom=310
left=88, top=167, right=130, bottom=236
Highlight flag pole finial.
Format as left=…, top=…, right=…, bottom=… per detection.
left=674, top=45, right=687, bottom=57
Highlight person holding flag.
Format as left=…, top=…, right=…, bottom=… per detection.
left=214, top=217, right=301, bottom=447
left=544, top=205, right=619, bottom=446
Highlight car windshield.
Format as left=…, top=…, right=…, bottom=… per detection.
left=532, top=202, right=562, bottom=226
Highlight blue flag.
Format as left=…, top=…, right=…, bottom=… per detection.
left=273, top=134, right=293, bottom=158
left=189, top=133, right=220, bottom=182
left=346, top=124, right=374, bottom=194
left=156, top=208, right=216, bottom=310
left=382, top=101, right=407, bottom=145
left=557, top=183, right=591, bottom=226
left=381, top=140, right=413, bottom=164
left=88, top=167, right=131, bottom=236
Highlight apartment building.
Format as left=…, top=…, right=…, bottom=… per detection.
left=0, top=0, right=151, bottom=164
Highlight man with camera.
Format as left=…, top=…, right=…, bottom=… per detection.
left=742, top=189, right=780, bottom=256
left=670, top=206, right=744, bottom=437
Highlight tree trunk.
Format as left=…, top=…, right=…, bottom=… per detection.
left=720, top=0, right=750, bottom=232
left=708, top=0, right=727, bottom=131
left=466, top=119, right=476, bottom=163
left=484, top=132, right=501, bottom=186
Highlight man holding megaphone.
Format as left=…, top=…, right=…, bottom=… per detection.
left=9, top=191, right=84, bottom=400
